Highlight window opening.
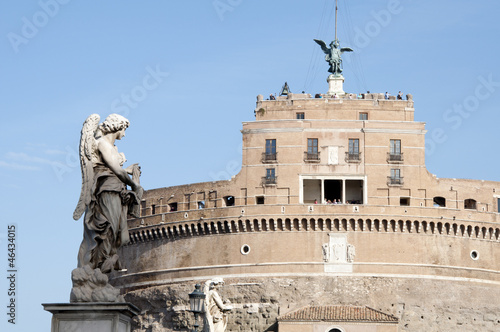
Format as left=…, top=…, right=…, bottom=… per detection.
left=223, top=196, right=235, bottom=206
left=296, top=112, right=305, bottom=119
left=324, top=180, right=342, bottom=204
left=400, top=197, right=410, bottom=206
left=359, top=113, right=368, bottom=120
left=256, top=196, right=265, bottom=205
left=464, top=199, right=476, bottom=210
left=151, top=204, right=156, bottom=214
left=433, top=196, right=446, bottom=207
left=347, top=139, right=360, bottom=161
left=168, top=202, right=177, bottom=212
left=264, top=139, right=277, bottom=161
left=303, top=179, right=321, bottom=204
left=345, top=180, right=363, bottom=204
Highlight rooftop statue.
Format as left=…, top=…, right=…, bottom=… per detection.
left=314, top=39, right=353, bottom=76
left=203, top=278, right=232, bottom=332
left=73, top=114, right=144, bottom=274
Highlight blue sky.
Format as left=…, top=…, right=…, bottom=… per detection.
left=1, top=0, right=500, bottom=330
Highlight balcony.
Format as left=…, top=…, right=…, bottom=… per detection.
left=387, top=176, right=404, bottom=186
left=262, top=176, right=277, bottom=186
left=387, top=152, right=404, bottom=163
left=345, top=152, right=362, bottom=163
left=304, top=151, right=321, bottom=163
left=262, top=152, right=277, bottom=163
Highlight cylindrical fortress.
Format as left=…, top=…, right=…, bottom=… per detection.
left=113, top=95, right=500, bottom=331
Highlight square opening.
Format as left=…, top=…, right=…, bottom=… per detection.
left=256, top=196, right=265, bottom=205
left=400, top=197, right=410, bottom=206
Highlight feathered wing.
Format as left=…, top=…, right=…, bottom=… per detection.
left=313, top=39, right=329, bottom=54
left=73, top=114, right=100, bottom=220
left=341, top=47, right=354, bottom=53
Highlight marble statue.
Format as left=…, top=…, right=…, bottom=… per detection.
left=73, top=114, right=144, bottom=274
left=314, top=39, right=353, bottom=76
left=203, top=278, right=232, bottom=332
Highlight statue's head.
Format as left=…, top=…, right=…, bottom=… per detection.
left=100, top=114, right=130, bottom=135
left=209, top=277, right=224, bottom=289
left=332, top=40, right=340, bottom=48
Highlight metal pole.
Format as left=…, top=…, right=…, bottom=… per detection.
left=335, top=0, right=338, bottom=41
left=193, top=312, right=199, bottom=332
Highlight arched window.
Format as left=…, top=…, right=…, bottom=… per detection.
left=433, top=196, right=446, bottom=207
left=464, top=199, right=477, bottom=210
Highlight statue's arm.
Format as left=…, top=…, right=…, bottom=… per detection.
left=98, top=140, right=141, bottom=191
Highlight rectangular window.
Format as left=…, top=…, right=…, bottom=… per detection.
left=390, top=139, right=401, bottom=154
left=348, top=139, right=359, bottom=154
left=264, top=139, right=277, bottom=162
left=359, top=113, right=368, bottom=120
left=266, top=139, right=276, bottom=155
left=308, top=138, right=318, bottom=154
left=263, top=168, right=276, bottom=185
left=296, top=112, right=305, bottom=119
left=391, top=168, right=401, bottom=179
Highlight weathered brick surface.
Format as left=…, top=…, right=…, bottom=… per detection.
left=123, top=276, right=500, bottom=331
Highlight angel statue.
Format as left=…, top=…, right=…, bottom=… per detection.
left=73, top=114, right=144, bottom=274
left=203, top=278, right=233, bottom=332
left=314, top=39, right=353, bottom=76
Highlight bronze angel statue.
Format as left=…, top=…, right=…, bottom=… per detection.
left=314, top=39, right=353, bottom=76
left=73, top=114, right=143, bottom=273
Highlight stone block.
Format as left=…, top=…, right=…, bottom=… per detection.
left=43, top=302, right=140, bottom=332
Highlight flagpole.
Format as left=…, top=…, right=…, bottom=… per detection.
left=335, top=0, right=338, bottom=41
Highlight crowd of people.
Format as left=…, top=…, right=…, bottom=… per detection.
left=313, top=198, right=362, bottom=205
left=266, top=91, right=406, bottom=100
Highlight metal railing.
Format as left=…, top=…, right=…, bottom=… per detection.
left=387, top=152, right=404, bottom=162
left=304, top=151, right=320, bottom=162
left=262, top=176, right=277, bottom=185
left=262, top=152, right=277, bottom=163
left=345, top=152, right=361, bottom=162
left=387, top=176, right=404, bottom=186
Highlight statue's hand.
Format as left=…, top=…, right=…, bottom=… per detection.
left=133, top=184, right=144, bottom=198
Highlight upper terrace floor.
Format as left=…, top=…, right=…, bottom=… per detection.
left=255, top=92, right=414, bottom=122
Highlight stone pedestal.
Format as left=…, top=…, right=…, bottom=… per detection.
left=327, top=74, right=345, bottom=96
left=42, top=302, right=140, bottom=332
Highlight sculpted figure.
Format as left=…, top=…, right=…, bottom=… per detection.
left=314, top=39, right=353, bottom=76
left=203, top=278, right=232, bottom=332
left=73, top=114, right=143, bottom=273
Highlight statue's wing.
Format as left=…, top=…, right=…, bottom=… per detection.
left=313, top=39, right=329, bottom=54
left=341, top=47, right=354, bottom=53
left=73, top=114, right=100, bottom=220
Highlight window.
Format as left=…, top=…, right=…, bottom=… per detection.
left=263, top=168, right=277, bottom=185
left=168, top=202, right=177, bottom=212
left=346, top=139, right=361, bottom=161
left=388, top=168, right=403, bottom=185
left=223, top=196, right=235, bottom=206
left=256, top=196, right=265, bottom=204
left=151, top=204, right=156, bottom=214
left=359, top=113, right=368, bottom=120
left=306, top=138, right=319, bottom=160
left=433, top=196, right=446, bottom=207
left=264, top=139, right=277, bottom=162
left=296, top=112, right=305, bottom=119
left=400, top=197, right=410, bottom=206
left=464, top=199, right=476, bottom=210
left=388, top=139, right=403, bottom=162
left=198, top=201, right=205, bottom=209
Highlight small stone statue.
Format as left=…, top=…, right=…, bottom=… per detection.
left=203, top=278, right=232, bottom=332
left=73, top=114, right=144, bottom=274
left=314, top=39, right=353, bottom=76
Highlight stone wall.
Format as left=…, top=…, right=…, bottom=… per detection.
left=124, top=276, right=500, bottom=332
